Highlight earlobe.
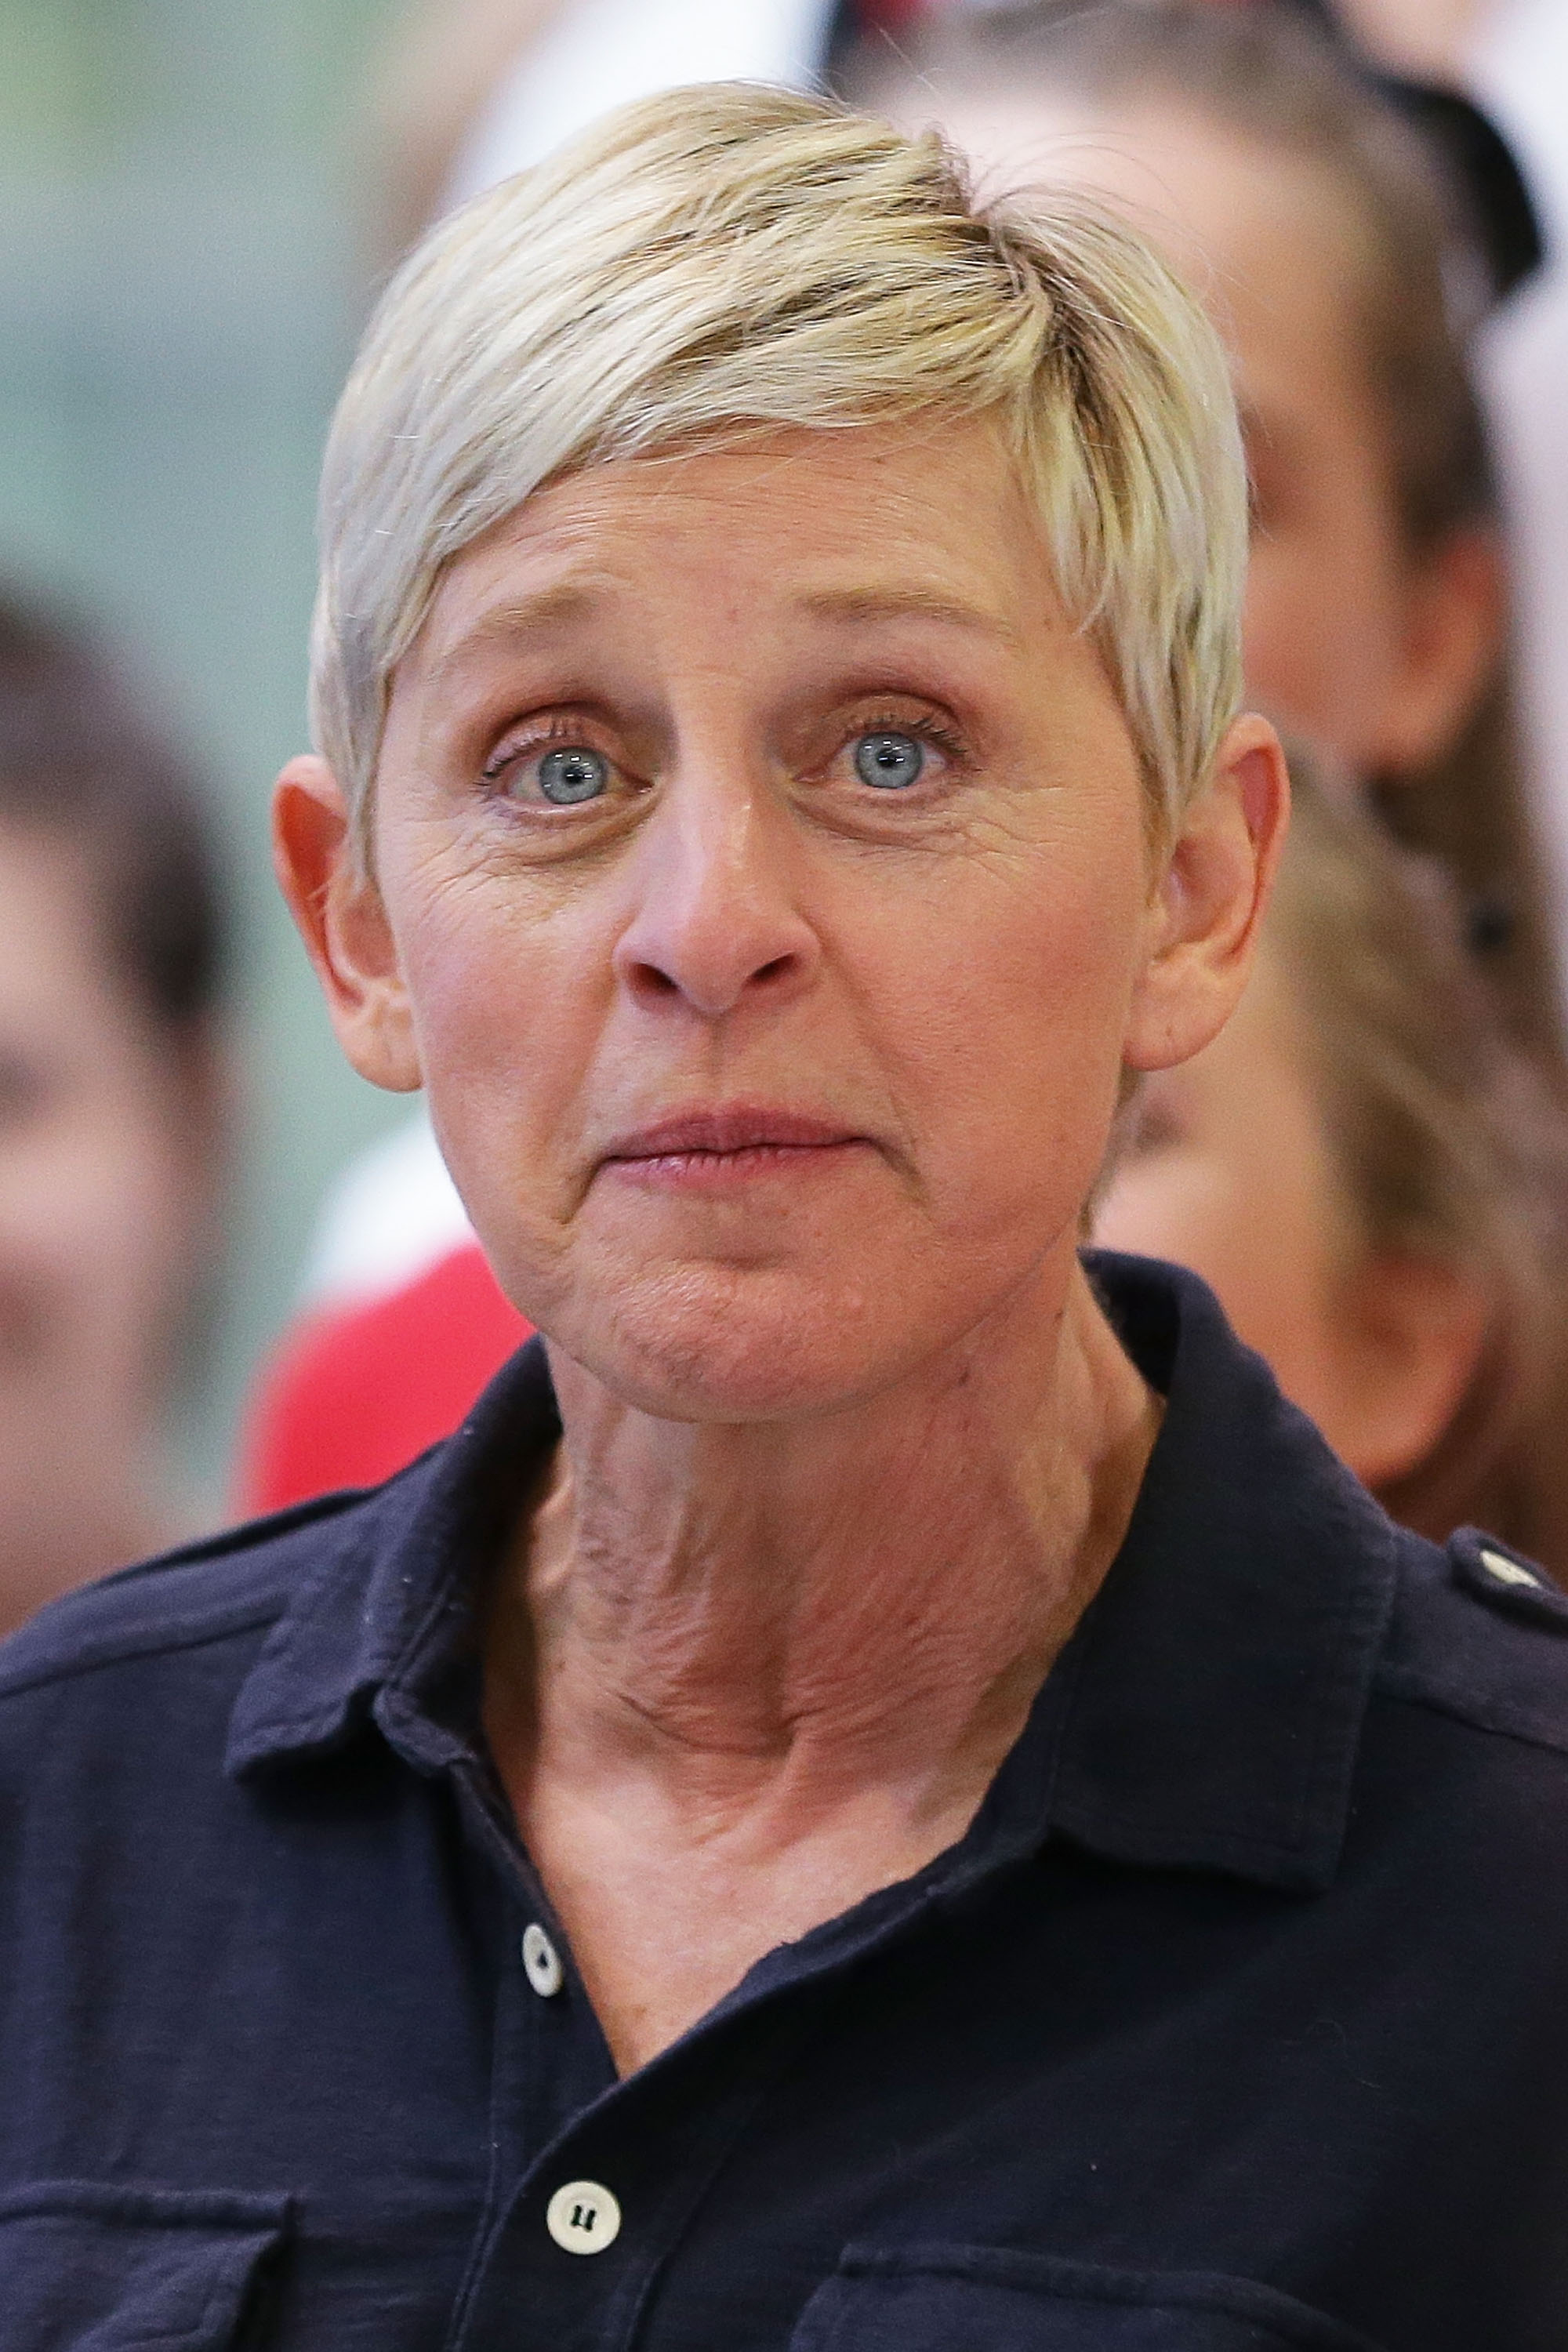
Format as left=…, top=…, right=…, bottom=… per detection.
left=1123, top=716, right=1291, bottom=1076
left=270, top=755, right=423, bottom=1094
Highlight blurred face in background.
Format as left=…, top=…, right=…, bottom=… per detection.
left=0, top=824, right=200, bottom=1626
left=913, top=88, right=1500, bottom=779
left=1094, top=932, right=1484, bottom=1497
left=1095, top=945, right=1363, bottom=1448
left=1333, top=0, right=1496, bottom=82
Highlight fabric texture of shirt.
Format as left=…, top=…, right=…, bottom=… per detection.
left=3, top=1252, right=1568, bottom=2351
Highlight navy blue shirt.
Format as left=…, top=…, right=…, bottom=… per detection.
left=4, top=1253, right=1568, bottom=2350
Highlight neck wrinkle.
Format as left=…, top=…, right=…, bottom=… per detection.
left=488, top=1259, right=1160, bottom=1839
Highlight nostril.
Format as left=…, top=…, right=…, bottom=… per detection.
left=633, top=963, right=681, bottom=998
left=617, top=926, right=811, bottom=1017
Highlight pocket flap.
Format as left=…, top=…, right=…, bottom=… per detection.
left=0, top=2180, right=290, bottom=2350
left=792, top=2244, right=1389, bottom=2351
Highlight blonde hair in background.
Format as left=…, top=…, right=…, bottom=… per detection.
left=310, top=81, right=1247, bottom=858
left=1270, top=766, right=1568, bottom=1570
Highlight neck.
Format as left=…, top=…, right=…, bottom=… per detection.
left=489, top=1258, right=1159, bottom=1838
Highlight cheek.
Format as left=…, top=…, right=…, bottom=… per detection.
left=391, top=857, right=615, bottom=1197
left=838, top=817, right=1148, bottom=1218
left=1242, top=501, right=1407, bottom=765
left=0, top=1094, right=188, bottom=1391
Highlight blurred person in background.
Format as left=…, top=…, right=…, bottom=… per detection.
left=242, top=0, right=1568, bottom=1519
left=1207, top=0, right=1568, bottom=1062
left=849, top=0, right=1563, bottom=1058
left=1098, top=753, right=1568, bottom=1574
left=0, top=593, right=230, bottom=1631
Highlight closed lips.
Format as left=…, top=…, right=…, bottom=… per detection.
left=599, top=1109, right=865, bottom=1164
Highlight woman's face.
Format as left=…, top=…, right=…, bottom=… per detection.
left=0, top=827, right=196, bottom=1571
left=916, top=89, right=1466, bottom=776
left=295, top=423, right=1271, bottom=1425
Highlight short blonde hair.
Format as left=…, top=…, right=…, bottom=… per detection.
left=312, top=82, right=1246, bottom=848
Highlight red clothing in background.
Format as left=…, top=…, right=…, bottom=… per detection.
left=238, top=1242, right=529, bottom=1514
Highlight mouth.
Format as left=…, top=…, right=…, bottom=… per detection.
left=597, top=1106, right=871, bottom=1190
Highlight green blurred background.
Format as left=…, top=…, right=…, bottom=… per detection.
left=0, top=0, right=408, bottom=1494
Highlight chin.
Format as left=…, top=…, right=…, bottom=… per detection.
left=539, top=1258, right=903, bottom=1425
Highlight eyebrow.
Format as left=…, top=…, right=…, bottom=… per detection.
left=426, top=577, right=1021, bottom=690
left=423, top=583, right=605, bottom=685
left=799, top=586, right=1021, bottom=646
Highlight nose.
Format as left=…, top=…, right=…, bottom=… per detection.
left=612, top=762, right=820, bottom=1021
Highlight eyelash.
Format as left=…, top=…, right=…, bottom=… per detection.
left=477, top=703, right=969, bottom=795
left=849, top=706, right=964, bottom=760
left=480, top=715, right=587, bottom=789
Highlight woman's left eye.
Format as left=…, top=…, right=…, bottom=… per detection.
left=853, top=730, right=926, bottom=790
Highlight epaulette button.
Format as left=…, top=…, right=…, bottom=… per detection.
left=1479, top=1548, right=1542, bottom=1591
left=1448, top=1527, right=1568, bottom=1627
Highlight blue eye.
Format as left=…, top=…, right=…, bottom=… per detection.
left=536, top=745, right=608, bottom=804
left=854, top=731, right=924, bottom=789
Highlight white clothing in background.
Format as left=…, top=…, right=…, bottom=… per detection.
left=1472, top=0, right=1568, bottom=965
left=303, top=1111, right=470, bottom=1306
left=444, top=0, right=840, bottom=207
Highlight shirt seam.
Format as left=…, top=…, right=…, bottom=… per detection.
left=1373, top=1668, right=1568, bottom=1759
left=0, top=1606, right=285, bottom=1705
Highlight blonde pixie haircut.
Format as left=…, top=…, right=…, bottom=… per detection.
left=313, top=82, right=1247, bottom=851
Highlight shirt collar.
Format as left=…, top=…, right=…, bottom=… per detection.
left=227, top=1253, right=1398, bottom=1893
left=1044, top=1254, right=1399, bottom=1891
left=225, top=1338, right=561, bottom=1780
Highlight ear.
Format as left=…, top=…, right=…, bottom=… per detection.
left=1370, top=524, right=1505, bottom=775
left=270, top=755, right=423, bottom=1094
left=1330, top=1254, right=1490, bottom=1492
left=1123, top=714, right=1290, bottom=1075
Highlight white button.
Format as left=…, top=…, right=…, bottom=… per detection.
left=521, top=1923, right=564, bottom=1998
left=546, top=2180, right=621, bottom=2255
left=1481, top=1547, right=1541, bottom=1590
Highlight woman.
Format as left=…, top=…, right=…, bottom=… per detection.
left=239, top=0, right=1567, bottom=1517
left=1098, top=760, right=1568, bottom=1570
left=2, top=89, right=1566, bottom=2347
left=848, top=0, right=1565, bottom=1062
left=0, top=592, right=229, bottom=1632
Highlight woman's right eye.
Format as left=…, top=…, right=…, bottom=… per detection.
left=486, top=740, right=611, bottom=806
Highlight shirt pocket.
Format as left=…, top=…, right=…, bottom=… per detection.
left=790, top=2244, right=1392, bottom=2352
left=0, top=2180, right=291, bottom=2352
